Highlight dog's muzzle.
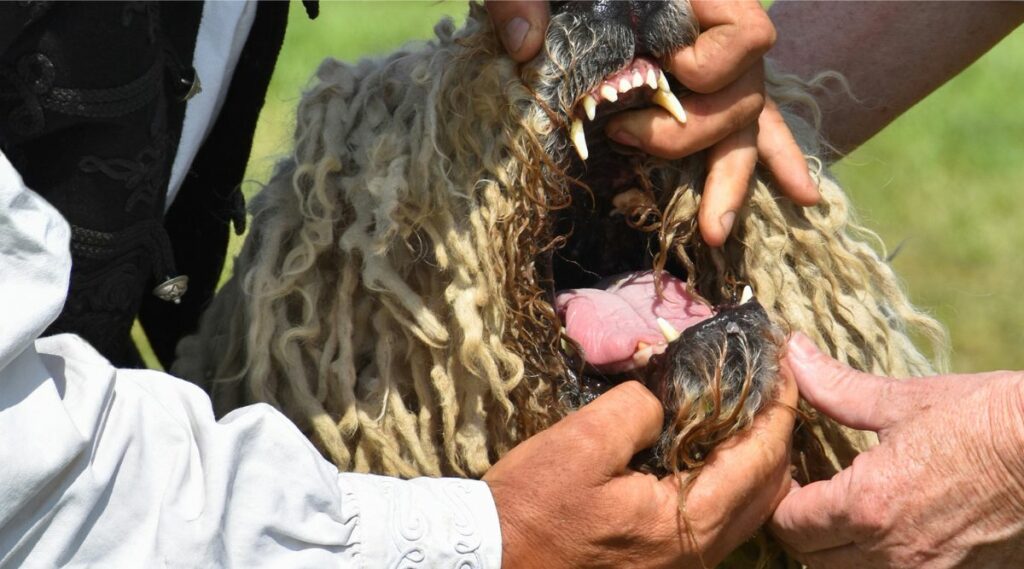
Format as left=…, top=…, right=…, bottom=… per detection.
left=534, top=0, right=783, bottom=472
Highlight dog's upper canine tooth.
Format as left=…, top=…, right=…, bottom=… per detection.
left=600, top=84, right=618, bottom=103
left=581, top=95, right=597, bottom=121
left=652, top=89, right=687, bottom=124
left=657, top=70, right=671, bottom=92
left=656, top=317, right=682, bottom=343
left=570, top=118, right=588, bottom=161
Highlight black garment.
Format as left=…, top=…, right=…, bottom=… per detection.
left=0, top=2, right=289, bottom=368
left=140, top=2, right=289, bottom=368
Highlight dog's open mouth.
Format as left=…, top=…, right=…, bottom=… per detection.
left=556, top=271, right=711, bottom=374
left=553, top=268, right=780, bottom=471
left=536, top=21, right=782, bottom=470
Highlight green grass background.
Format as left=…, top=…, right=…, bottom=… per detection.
left=136, top=2, right=1024, bottom=374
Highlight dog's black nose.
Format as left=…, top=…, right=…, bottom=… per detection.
left=550, top=1, right=668, bottom=34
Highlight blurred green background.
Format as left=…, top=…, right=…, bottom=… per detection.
left=137, top=2, right=1024, bottom=374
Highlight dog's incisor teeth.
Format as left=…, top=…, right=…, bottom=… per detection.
left=570, top=118, right=588, bottom=160
left=656, top=317, right=681, bottom=342
left=646, top=69, right=658, bottom=90
left=617, top=77, right=632, bottom=93
left=600, top=84, right=618, bottom=103
left=652, top=89, right=687, bottom=124
left=582, top=95, right=597, bottom=121
left=631, top=71, right=645, bottom=89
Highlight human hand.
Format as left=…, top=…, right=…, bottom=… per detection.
left=603, top=0, right=819, bottom=247
left=485, top=0, right=550, bottom=63
left=771, top=333, right=1024, bottom=568
left=484, top=376, right=798, bottom=568
left=486, top=1, right=819, bottom=247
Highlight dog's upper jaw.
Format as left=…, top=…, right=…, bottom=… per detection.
left=526, top=0, right=697, bottom=162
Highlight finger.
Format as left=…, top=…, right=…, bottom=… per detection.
left=605, top=65, right=764, bottom=158
left=485, top=0, right=550, bottom=62
left=785, top=333, right=903, bottom=431
left=757, top=99, right=820, bottom=206
left=669, top=0, right=776, bottom=93
left=769, top=473, right=857, bottom=554
left=699, top=124, right=757, bottom=247
left=566, top=380, right=665, bottom=471
left=678, top=363, right=799, bottom=562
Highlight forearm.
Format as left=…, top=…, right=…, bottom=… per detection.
left=768, top=1, right=1024, bottom=156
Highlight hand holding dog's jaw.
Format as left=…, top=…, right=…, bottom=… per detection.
left=483, top=375, right=798, bottom=568
left=606, top=0, right=819, bottom=247
left=486, top=0, right=818, bottom=248
left=772, top=334, right=1024, bottom=568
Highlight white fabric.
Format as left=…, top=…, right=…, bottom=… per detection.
left=0, top=153, right=502, bottom=567
left=166, top=0, right=257, bottom=209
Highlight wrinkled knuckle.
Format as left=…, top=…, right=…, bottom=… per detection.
left=746, top=90, right=766, bottom=118
left=569, top=425, right=609, bottom=460
left=745, top=12, right=776, bottom=54
left=728, top=96, right=762, bottom=134
left=847, top=500, right=888, bottom=542
left=846, top=482, right=893, bottom=541
left=867, top=378, right=903, bottom=425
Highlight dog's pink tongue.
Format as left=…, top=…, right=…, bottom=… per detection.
left=555, top=272, right=712, bottom=373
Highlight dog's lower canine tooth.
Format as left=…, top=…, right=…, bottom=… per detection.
left=740, top=285, right=754, bottom=304
left=570, top=118, right=588, bottom=160
left=652, top=89, right=687, bottom=124
left=600, top=84, right=618, bottom=103
left=581, top=95, right=597, bottom=121
left=656, top=317, right=682, bottom=342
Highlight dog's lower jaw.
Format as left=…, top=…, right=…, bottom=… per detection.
left=559, top=296, right=782, bottom=475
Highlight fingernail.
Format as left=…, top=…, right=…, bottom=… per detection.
left=502, top=17, right=530, bottom=54
left=719, top=211, right=736, bottom=237
left=609, top=127, right=640, bottom=148
left=787, top=332, right=820, bottom=362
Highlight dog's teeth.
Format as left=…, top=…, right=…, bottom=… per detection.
left=600, top=84, right=618, bottom=103
left=632, top=71, right=644, bottom=88
left=581, top=95, right=597, bottom=121
left=657, top=70, right=671, bottom=92
left=618, top=77, right=632, bottom=93
left=656, top=317, right=681, bottom=343
left=740, top=285, right=754, bottom=304
left=570, top=118, right=589, bottom=161
left=652, top=89, right=687, bottom=124
left=646, top=69, right=658, bottom=90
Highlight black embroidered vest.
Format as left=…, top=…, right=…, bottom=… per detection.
left=0, top=1, right=290, bottom=368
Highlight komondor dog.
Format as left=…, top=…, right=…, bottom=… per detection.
left=174, top=1, right=945, bottom=565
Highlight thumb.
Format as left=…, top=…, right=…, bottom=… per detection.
left=485, top=0, right=550, bottom=63
left=785, top=332, right=902, bottom=431
left=565, top=381, right=665, bottom=472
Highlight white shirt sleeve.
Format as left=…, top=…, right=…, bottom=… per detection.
left=0, top=153, right=503, bottom=568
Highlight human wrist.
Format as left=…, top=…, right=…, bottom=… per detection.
left=485, top=477, right=546, bottom=568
